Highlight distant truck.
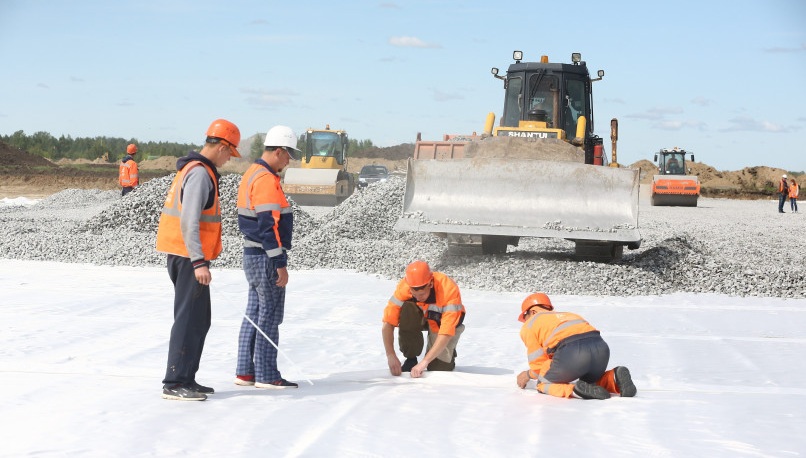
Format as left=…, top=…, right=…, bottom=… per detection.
left=651, top=147, right=700, bottom=206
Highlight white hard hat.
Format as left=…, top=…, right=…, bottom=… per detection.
left=264, top=125, right=301, bottom=160
left=783, top=174, right=787, bottom=178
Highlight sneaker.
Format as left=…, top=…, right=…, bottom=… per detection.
left=614, top=366, right=637, bottom=397
left=234, top=375, right=255, bottom=386
left=162, top=384, right=207, bottom=401
left=572, top=380, right=610, bottom=400
left=401, top=357, right=418, bottom=372
left=255, top=378, right=299, bottom=389
left=190, top=381, right=215, bottom=395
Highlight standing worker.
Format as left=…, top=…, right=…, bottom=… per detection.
left=779, top=174, right=790, bottom=213
left=234, top=125, right=301, bottom=389
left=119, top=143, right=139, bottom=196
left=382, top=260, right=466, bottom=378
left=156, top=119, right=241, bottom=401
left=789, top=178, right=799, bottom=213
left=516, top=292, right=637, bottom=400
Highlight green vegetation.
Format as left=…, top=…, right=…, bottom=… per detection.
left=1, top=130, right=200, bottom=162
left=3, top=129, right=405, bottom=163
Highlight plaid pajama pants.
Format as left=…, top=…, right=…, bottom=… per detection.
left=236, top=253, right=286, bottom=383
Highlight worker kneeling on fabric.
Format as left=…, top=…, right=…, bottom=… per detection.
left=516, top=292, right=637, bottom=400
left=382, top=260, right=465, bottom=378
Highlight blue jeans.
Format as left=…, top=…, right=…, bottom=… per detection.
left=791, top=198, right=799, bottom=212
left=779, top=194, right=787, bottom=212
left=236, top=253, right=286, bottom=383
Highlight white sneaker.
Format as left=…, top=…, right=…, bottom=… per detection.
left=234, top=376, right=255, bottom=386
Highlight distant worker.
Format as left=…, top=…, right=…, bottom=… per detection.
left=779, top=174, right=790, bottom=213
left=156, top=118, right=241, bottom=401
left=119, top=143, right=139, bottom=196
left=516, top=292, right=637, bottom=400
left=235, top=125, right=302, bottom=390
left=789, top=178, right=799, bottom=213
left=382, top=260, right=466, bottom=378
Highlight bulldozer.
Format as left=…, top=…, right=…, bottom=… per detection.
left=394, top=51, right=641, bottom=261
left=650, top=147, right=699, bottom=206
left=281, top=125, right=355, bottom=206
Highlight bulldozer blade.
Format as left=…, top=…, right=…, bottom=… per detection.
left=395, top=157, right=641, bottom=245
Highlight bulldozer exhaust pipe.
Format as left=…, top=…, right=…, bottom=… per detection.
left=609, top=118, right=619, bottom=167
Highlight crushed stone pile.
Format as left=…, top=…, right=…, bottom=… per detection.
left=1, top=174, right=804, bottom=298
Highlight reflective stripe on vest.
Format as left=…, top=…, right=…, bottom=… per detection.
left=155, top=161, right=222, bottom=260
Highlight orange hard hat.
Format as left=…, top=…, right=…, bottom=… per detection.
left=205, top=118, right=241, bottom=157
left=405, top=260, right=433, bottom=288
left=126, top=144, right=137, bottom=154
left=518, top=292, right=553, bottom=322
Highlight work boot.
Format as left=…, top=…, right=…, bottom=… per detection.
left=189, top=381, right=215, bottom=395
left=162, top=384, right=207, bottom=401
left=614, top=366, right=637, bottom=397
left=572, top=380, right=610, bottom=400
left=401, top=357, right=418, bottom=372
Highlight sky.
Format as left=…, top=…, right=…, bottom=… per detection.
left=1, top=0, right=805, bottom=172
left=1, top=258, right=805, bottom=456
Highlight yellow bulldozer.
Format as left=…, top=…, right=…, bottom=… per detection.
left=282, top=125, right=355, bottom=206
left=394, top=51, right=641, bottom=261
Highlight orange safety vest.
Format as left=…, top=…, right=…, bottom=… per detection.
left=155, top=161, right=222, bottom=260
left=789, top=183, right=799, bottom=199
left=779, top=179, right=789, bottom=195
left=520, top=310, right=599, bottom=379
left=119, top=159, right=139, bottom=187
left=383, top=272, right=465, bottom=335
left=236, top=162, right=291, bottom=258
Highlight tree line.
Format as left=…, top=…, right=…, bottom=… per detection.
left=2, top=130, right=385, bottom=162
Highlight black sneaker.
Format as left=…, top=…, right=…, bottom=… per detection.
left=255, top=378, right=299, bottom=389
left=190, top=381, right=215, bottom=395
left=614, top=366, right=637, bottom=397
left=162, top=384, right=207, bottom=401
left=572, top=380, right=610, bottom=400
left=401, top=357, right=418, bottom=372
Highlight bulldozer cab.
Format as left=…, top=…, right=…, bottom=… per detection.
left=303, top=128, right=348, bottom=169
left=498, top=58, right=594, bottom=149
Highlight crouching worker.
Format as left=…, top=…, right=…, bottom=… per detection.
left=516, top=292, right=637, bottom=400
left=382, top=260, right=465, bottom=378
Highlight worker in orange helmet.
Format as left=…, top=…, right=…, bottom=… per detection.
left=119, top=143, right=139, bottom=196
left=156, top=118, right=240, bottom=401
left=382, top=260, right=465, bottom=378
left=516, top=292, right=637, bottom=400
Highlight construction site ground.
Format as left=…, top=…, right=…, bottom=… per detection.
left=0, top=140, right=799, bottom=200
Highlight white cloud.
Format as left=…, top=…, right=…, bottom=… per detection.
left=389, top=36, right=440, bottom=48
left=241, top=88, right=299, bottom=109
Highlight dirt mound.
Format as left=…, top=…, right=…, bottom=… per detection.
left=0, top=140, right=57, bottom=168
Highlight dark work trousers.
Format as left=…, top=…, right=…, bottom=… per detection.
left=398, top=301, right=462, bottom=371
left=162, top=254, right=211, bottom=386
left=543, top=334, right=610, bottom=384
left=121, top=186, right=134, bottom=196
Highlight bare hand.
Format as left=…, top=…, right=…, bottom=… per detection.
left=195, top=266, right=212, bottom=286
left=387, top=354, right=402, bottom=376
left=516, top=370, right=530, bottom=389
left=410, top=361, right=428, bottom=378
left=276, top=267, right=289, bottom=287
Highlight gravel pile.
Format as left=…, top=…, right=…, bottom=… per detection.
left=1, top=174, right=804, bottom=298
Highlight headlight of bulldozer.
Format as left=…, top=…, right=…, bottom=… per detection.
left=513, top=50, right=523, bottom=61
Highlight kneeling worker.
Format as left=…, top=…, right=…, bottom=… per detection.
left=382, top=260, right=465, bottom=378
left=516, top=292, right=637, bottom=400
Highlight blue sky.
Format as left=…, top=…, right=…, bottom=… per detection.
left=2, top=0, right=805, bottom=171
